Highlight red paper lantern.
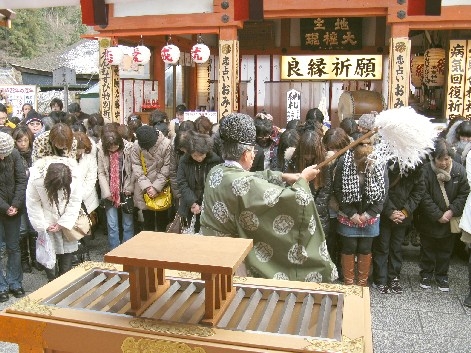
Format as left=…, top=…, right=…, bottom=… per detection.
left=161, top=44, right=180, bottom=64
left=105, top=46, right=124, bottom=66
left=132, top=45, right=151, bottom=65
left=191, top=43, right=210, bottom=64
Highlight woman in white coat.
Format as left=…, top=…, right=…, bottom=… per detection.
left=459, top=148, right=471, bottom=306
left=26, top=156, right=82, bottom=281
left=74, top=132, right=99, bottom=261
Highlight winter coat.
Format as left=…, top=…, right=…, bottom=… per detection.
left=333, top=155, right=389, bottom=218
left=416, top=160, right=469, bottom=238
left=77, top=142, right=99, bottom=213
left=26, top=156, right=81, bottom=254
left=97, top=140, right=134, bottom=200
left=168, top=137, right=183, bottom=200
left=177, top=152, right=222, bottom=218
left=32, top=130, right=77, bottom=165
left=381, top=164, right=425, bottom=227
left=131, top=132, right=171, bottom=210
left=0, top=149, right=27, bottom=214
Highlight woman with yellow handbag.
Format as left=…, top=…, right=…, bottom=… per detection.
left=131, top=125, right=171, bottom=232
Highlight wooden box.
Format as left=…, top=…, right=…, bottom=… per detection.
left=0, top=233, right=372, bottom=353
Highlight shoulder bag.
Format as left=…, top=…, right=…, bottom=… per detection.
left=438, top=179, right=461, bottom=234
left=62, top=202, right=92, bottom=241
left=140, top=151, right=172, bottom=211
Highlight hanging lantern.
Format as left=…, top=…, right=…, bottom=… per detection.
left=132, top=45, right=151, bottom=65
left=424, top=47, right=446, bottom=87
left=410, top=55, right=425, bottom=88
left=191, top=35, right=210, bottom=64
left=105, top=46, right=124, bottom=66
left=161, top=44, right=180, bottom=64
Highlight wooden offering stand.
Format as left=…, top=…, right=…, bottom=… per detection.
left=104, top=232, right=253, bottom=325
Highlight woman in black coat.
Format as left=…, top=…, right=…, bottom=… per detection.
left=0, top=132, right=27, bottom=301
left=177, top=131, right=222, bottom=233
left=416, top=138, right=470, bottom=292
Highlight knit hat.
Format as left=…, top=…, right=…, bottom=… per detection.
left=220, top=113, right=256, bottom=146
left=136, top=125, right=158, bottom=150
left=0, top=131, right=14, bottom=156
left=25, top=110, right=43, bottom=126
left=358, top=112, right=377, bottom=131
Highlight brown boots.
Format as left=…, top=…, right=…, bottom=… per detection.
left=341, top=253, right=372, bottom=286
left=357, top=254, right=372, bottom=286
left=341, top=254, right=355, bottom=285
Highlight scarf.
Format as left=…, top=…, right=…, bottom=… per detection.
left=341, top=149, right=385, bottom=203
left=430, top=159, right=452, bottom=182
left=109, top=151, right=121, bottom=208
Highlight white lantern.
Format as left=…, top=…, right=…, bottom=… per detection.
left=424, top=47, right=446, bottom=87
left=161, top=44, right=180, bottom=64
left=105, top=46, right=124, bottom=66
left=410, top=55, right=425, bottom=88
left=191, top=43, right=210, bottom=64
left=132, top=45, right=151, bottom=65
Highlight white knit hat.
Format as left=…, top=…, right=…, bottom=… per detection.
left=0, top=132, right=14, bottom=156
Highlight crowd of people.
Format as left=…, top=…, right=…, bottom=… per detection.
left=0, top=99, right=470, bottom=309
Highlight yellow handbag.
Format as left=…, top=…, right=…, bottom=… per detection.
left=140, top=151, right=172, bottom=211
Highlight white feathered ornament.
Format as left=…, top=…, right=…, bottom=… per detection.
left=317, top=106, right=436, bottom=174
left=372, top=106, right=436, bottom=173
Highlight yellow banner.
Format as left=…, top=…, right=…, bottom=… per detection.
left=281, top=55, right=382, bottom=80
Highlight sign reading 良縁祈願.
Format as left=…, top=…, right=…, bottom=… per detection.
left=281, top=55, right=382, bottom=81
left=300, top=17, right=362, bottom=51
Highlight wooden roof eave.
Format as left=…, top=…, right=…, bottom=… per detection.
left=263, top=0, right=389, bottom=19
left=92, top=12, right=244, bottom=38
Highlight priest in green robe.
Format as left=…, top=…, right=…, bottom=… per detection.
left=200, top=113, right=337, bottom=283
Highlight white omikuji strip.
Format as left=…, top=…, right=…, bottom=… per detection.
left=373, top=106, right=436, bottom=173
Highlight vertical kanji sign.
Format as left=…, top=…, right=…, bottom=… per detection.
left=218, top=40, right=238, bottom=121
left=446, top=40, right=467, bottom=120
left=286, top=89, right=301, bottom=121
left=463, top=41, right=471, bottom=120
left=388, top=37, right=411, bottom=109
left=99, top=38, right=120, bottom=123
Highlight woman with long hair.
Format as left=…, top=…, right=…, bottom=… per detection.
left=97, top=130, right=134, bottom=250
left=26, top=158, right=82, bottom=281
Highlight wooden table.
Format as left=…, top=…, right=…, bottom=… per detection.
left=104, top=232, right=253, bottom=325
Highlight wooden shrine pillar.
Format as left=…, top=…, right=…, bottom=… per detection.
left=98, top=38, right=121, bottom=123
left=218, top=26, right=239, bottom=122
left=388, top=23, right=411, bottom=109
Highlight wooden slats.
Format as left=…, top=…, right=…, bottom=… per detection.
left=255, top=291, right=280, bottom=332
left=296, top=294, right=315, bottom=336
left=39, top=269, right=345, bottom=342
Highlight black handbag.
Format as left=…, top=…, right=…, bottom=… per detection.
left=120, top=192, right=134, bottom=214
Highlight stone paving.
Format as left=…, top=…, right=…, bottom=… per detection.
left=0, top=232, right=469, bottom=353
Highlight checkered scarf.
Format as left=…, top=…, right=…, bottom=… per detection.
left=341, top=150, right=385, bottom=203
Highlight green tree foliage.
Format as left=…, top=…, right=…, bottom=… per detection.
left=0, top=7, right=88, bottom=60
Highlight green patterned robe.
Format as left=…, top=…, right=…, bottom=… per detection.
left=200, top=163, right=338, bottom=283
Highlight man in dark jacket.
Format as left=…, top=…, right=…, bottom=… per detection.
left=373, top=162, right=425, bottom=294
